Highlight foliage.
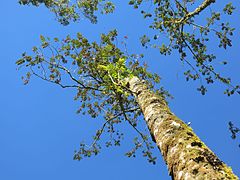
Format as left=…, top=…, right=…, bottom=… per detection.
left=17, top=30, right=170, bottom=164
left=19, top=0, right=239, bottom=96
left=228, top=121, right=240, bottom=147
left=128, top=0, right=238, bottom=96
left=17, top=0, right=240, bottom=164
left=18, top=0, right=115, bottom=25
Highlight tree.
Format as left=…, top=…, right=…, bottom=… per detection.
left=16, top=0, right=239, bottom=179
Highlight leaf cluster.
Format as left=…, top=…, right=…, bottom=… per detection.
left=18, top=0, right=115, bottom=25
left=17, top=30, right=168, bottom=163
left=19, top=0, right=240, bottom=96
left=129, top=0, right=239, bottom=95
left=228, top=121, right=240, bottom=148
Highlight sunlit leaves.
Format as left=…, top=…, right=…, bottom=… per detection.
left=17, top=30, right=165, bottom=164
left=223, top=3, right=236, bottom=15
left=16, top=58, right=25, bottom=65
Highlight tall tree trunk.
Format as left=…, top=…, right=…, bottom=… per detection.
left=127, top=76, right=238, bottom=179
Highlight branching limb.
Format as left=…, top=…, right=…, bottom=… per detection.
left=179, top=0, right=216, bottom=23
left=116, top=94, right=151, bottom=150
left=88, top=107, right=140, bottom=148
left=30, top=67, right=80, bottom=89
left=182, top=37, right=238, bottom=92
left=39, top=59, right=103, bottom=91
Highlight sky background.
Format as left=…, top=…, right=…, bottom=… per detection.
left=0, top=1, right=239, bottom=179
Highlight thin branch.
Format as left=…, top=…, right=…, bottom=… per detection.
left=42, top=60, right=103, bottom=91
left=30, top=67, right=80, bottom=89
left=175, top=0, right=188, bottom=14
left=182, top=37, right=236, bottom=89
left=88, top=107, right=140, bottom=148
left=116, top=94, right=151, bottom=150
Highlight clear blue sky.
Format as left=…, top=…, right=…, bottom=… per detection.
left=0, top=1, right=239, bottom=179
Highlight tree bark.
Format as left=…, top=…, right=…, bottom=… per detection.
left=127, top=76, right=238, bottom=180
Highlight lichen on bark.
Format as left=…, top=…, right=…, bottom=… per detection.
left=127, top=76, right=238, bottom=179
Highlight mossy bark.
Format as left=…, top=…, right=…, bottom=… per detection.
left=127, top=76, right=238, bottom=180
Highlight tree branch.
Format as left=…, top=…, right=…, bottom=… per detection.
left=178, top=0, right=216, bottom=23
left=42, top=60, right=103, bottom=91
left=88, top=107, right=140, bottom=148
left=30, top=67, right=80, bottom=89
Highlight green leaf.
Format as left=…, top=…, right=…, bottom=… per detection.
left=40, top=35, right=45, bottom=42
left=16, top=59, right=25, bottom=65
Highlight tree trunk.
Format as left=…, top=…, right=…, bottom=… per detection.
left=127, top=76, right=238, bottom=180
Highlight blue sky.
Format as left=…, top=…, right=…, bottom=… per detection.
left=0, top=1, right=239, bottom=179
